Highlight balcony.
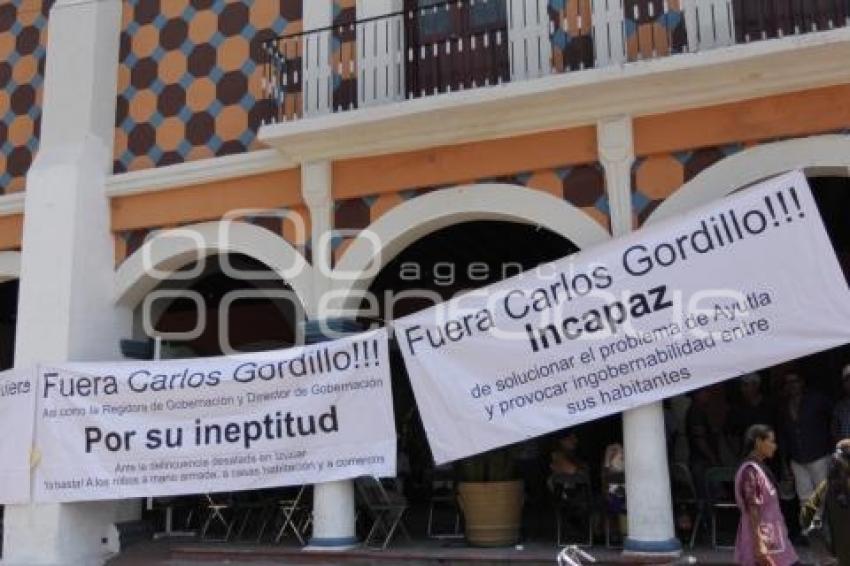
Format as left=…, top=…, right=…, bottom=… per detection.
left=257, top=0, right=850, bottom=161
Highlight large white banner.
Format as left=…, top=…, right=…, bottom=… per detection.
left=395, top=171, right=850, bottom=464
left=0, top=368, right=35, bottom=504
left=34, top=330, right=395, bottom=502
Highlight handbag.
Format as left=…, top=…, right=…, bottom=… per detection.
left=803, top=489, right=836, bottom=565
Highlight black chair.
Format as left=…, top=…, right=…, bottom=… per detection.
left=670, top=462, right=704, bottom=549
left=426, top=465, right=462, bottom=539
left=551, top=471, right=594, bottom=547
left=354, top=476, right=410, bottom=549
left=704, top=466, right=739, bottom=550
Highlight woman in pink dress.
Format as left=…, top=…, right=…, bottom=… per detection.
left=735, top=424, right=799, bottom=566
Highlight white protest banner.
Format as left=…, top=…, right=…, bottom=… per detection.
left=34, top=329, right=395, bottom=502
left=0, top=368, right=35, bottom=503
left=395, top=171, right=850, bottom=464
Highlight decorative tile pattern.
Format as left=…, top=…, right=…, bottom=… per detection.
left=114, top=0, right=302, bottom=173
left=332, top=163, right=609, bottom=264
left=548, top=0, right=593, bottom=72
left=0, top=0, right=52, bottom=194
left=114, top=205, right=312, bottom=266
left=631, top=143, right=745, bottom=226
left=624, top=0, right=687, bottom=62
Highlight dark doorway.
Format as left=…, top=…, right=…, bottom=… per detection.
left=363, top=220, right=622, bottom=541
left=148, top=254, right=302, bottom=357
left=404, top=0, right=510, bottom=98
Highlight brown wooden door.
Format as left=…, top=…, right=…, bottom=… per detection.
left=404, top=0, right=510, bottom=98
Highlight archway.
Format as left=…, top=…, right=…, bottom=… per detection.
left=114, top=226, right=311, bottom=537
left=650, top=139, right=850, bottom=548
left=332, top=183, right=611, bottom=307
left=336, top=183, right=615, bottom=543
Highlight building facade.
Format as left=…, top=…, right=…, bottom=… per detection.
left=0, top=0, right=848, bottom=563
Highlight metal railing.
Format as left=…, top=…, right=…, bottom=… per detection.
left=259, top=0, right=849, bottom=125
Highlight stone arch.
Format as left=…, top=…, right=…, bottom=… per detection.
left=115, top=220, right=314, bottom=312
left=646, top=134, right=850, bottom=225
left=331, top=183, right=611, bottom=309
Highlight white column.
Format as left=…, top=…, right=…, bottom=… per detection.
left=2, top=1, right=131, bottom=565
left=599, top=116, right=681, bottom=557
left=301, top=160, right=358, bottom=549
left=302, top=0, right=333, bottom=116
left=356, top=0, right=404, bottom=106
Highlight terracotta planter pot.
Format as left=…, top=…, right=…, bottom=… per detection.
left=457, top=479, right=524, bottom=546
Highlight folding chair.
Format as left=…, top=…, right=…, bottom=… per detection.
left=273, top=485, right=311, bottom=545
left=705, top=466, right=739, bottom=550
left=199, top=493, right=235, bottom=542
left=354, top=476, right=411, bottom=549
left=670, top=462, right=704, bottom=549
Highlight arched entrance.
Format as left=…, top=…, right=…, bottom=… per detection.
left=330, top=183, right=613, bottom=543
left=653, top=143, right=850, bottom=548
left=114, top=223, right=311, bottom=538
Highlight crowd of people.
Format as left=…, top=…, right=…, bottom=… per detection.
left=664, top=363, right=850, bottom=565
left=546, top=362, right=850, bottom=564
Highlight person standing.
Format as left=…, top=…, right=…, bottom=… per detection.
left=831, top=365, right=850, bottom=445
left=800, top=439, right=850, bottom=566
left=781, top=373, right=833, bottom=502
left=735, top=424, right=799, bottom=566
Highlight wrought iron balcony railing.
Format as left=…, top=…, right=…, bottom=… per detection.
left=260, top=0, right=849, bottom=125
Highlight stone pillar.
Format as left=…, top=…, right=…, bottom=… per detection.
left=301, top=160, right=359, bottom=549
left=598, top=116, right=681, bottom=557
left=2, top=1, right=133, bottom=565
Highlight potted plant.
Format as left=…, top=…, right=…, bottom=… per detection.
left=456, top=446, right=524, bottom=546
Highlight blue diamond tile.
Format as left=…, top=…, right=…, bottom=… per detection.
left=10, top=21, right=22, bottom=34
left=595, top=195, right=611, bottom=215
left=150, top=78, right=165, bottom=95
left=209, top=66, right=224, bottom=82
left=148, top=146, right=163, bottom=162
left=153, top=14, right=167, bottom=28
left=26, top=137, right=38, bottom=152
left=209, top=31, right=225, bottom=47
left=208, top=134, right=222, bottom=152
left=180, top=38, right=194, bottom=56
left=126, top=21, right=140, bottom=35
left=177, top=106, right=192, bottom=122
left=120, top=117, right=136, bottom=132
left=241, top=59, right=257, bottom=75
left=242, top=23, right=256, bottom=38
left=632, top=190, right=651, bottom=213
left=178, top=72, right=194, bottom=89
left=208, top=99, right=223, bottom=116
left=238, top=130, right=255, bottom=146
left=238, top=92, right=255, bottom=111
left=152, top=46, right=166, bottom=61
left=149, top=111, right=164, bottom=128
left=177, top=139, right=192, bottom=156
left=124, top=52, right=138, bottom=67
left=1, top=141, right=12, bottom=154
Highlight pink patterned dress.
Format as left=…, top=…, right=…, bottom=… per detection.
left=734, top=461, right=799, bottom=566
